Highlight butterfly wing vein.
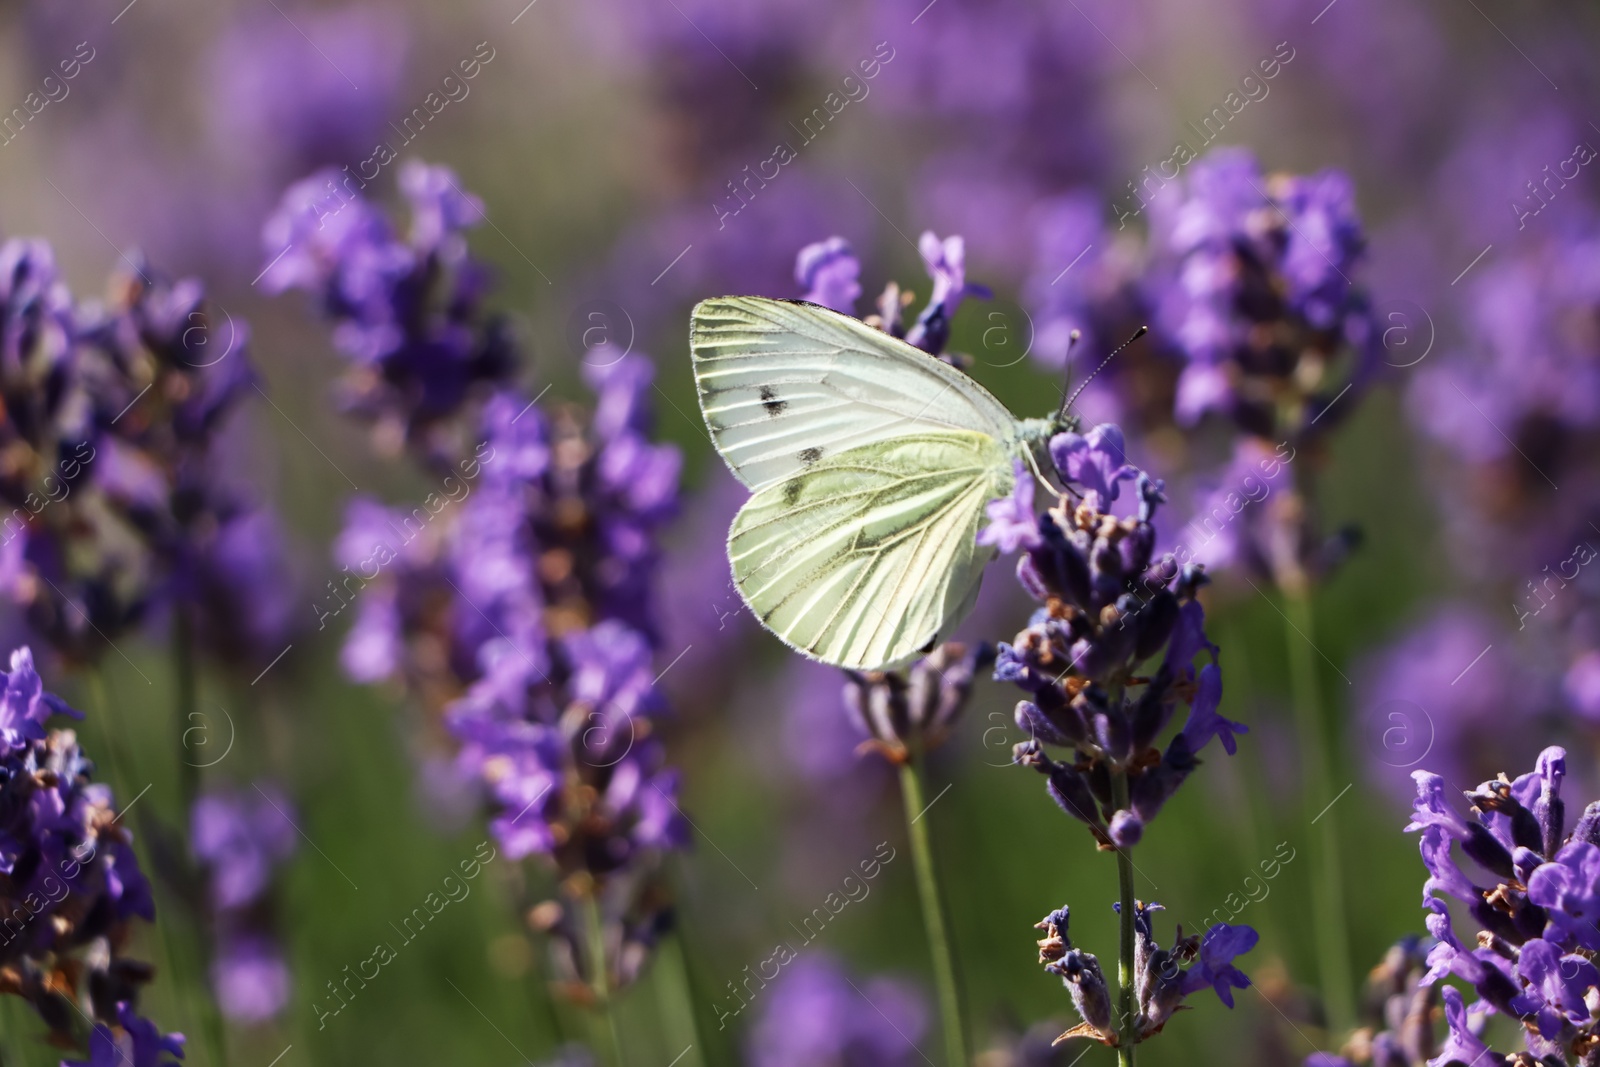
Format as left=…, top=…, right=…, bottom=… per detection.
left=727, top=432, right=1011, bottom=670
left=691, top=296, right=1018, bottom=489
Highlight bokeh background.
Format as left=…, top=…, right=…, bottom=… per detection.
left=2, top=0, right=1599, bottom=1064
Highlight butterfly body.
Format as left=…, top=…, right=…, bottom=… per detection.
left=691, top=296, right=1071, bottom=670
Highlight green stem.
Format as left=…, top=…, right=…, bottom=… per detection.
left=170, top=618, right=232, bottom=1067
left=897, top=743, right=967, bottom=1067
left=654, top=935, right=707, bottom=1067
left=580, top=892, right=625, bottom=1067
left=1111, top=767, right=1137, bottom=1067
left=90, top=666, right=229, bottom=1067
left=1217, top=624, right=1293, bottom=966
left=1283, top=587, right=1355, bottom=1035
left=2, top=992, right=40, bottom=1066
left=172, top=609, right=200, bottom=814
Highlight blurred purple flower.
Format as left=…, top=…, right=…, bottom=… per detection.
left=1356, top=608, right=1546, bottom=806
left=747, top=954, right=929, bottom=1067
left=211, top=934, right=292, bottom=1025
left=796, top=237, right=862, bottom=313
left=191, top=785, right=296, bottom=912
left=261, top=160, right=513, bottom=455
left=1150, top=148, right=1376, bottom=438
left=208, top=7, right=408, bottom=179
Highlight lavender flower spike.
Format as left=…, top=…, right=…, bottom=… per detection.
left=1397, top=745, right=1600, bottom=1063
left=1001, top=435, right=1241, bottom=847
left=0, top=646, right=179, bottom=1060
left=1036, top=903, right=1256, bottom=1046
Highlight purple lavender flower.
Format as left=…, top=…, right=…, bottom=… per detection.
left=746, top=953, right=929, bottom=1067
left=260, top=160, right=514, bottom=458
left=1035, top=903, right=1256, bottom=1046
left=1049, top=424, right=1136, bottom=509
left=207, top=7, right=408, bottom=180
left=979, top=463, right=1041, bottom=554
left=1402, top=745, right=1600, bottom=1062
left=1180, top=923, right=1258, bottom=1007
left=1407, top=217, right=1600, bottom=594
left=1173, top=437, right=1299, bottom=576
left=904, top=232, right=990, bottom=355
left=795, top=237, right=862, bottom=314
left=1020, top=193, right=1183, bottom=431
left=189, top=784, right=297, bottom=1024
left=0, top=646, right=78, bottom=748
left=842, top=643, right=994, bottom=764
left=1434, top=985, right=1500, bottom=1067
left=1564, top=652, right=1600, bottom=721
left=210, top=933, right=291, bottom=1025
left=272, top=162, right=689, bottom=1000
left=190, top=786, right=295, bottom=914
left=0, top=646, right=174, bottom=1054
left=1002, top=441, right=1241, bottom=847
left=1149, top=148, right=1376, bottom=438
left=1355, top=608, right=1546, bottom=806
left=63, top=1002, right=185, bottom=1067
left=1306, top=936, right=1487, bottom=1067
left=0, top=235, right=297, bottom=672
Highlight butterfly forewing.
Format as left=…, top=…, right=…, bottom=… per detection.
left=727, top=430, right=1013, bottom=670
left=691, top=296, right=1019, bottom=490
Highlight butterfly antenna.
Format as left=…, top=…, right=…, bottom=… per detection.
left=1054, top=329, right=1083, bottom=405
left=1056, top=325, right=1147, bottom=422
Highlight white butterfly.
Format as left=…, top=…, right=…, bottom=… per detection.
left=690, top=295, right=1077, bottom=671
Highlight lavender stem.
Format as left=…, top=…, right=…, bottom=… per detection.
left=1112, top=766, right=1137, bottom=1067
left=580, top=891, right=625, bottom=1067
left=898, top=741, right=968, bottom=1066
left=1283, top=586, right=1355, bottom=1034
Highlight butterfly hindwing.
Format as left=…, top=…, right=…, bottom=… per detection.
left=727, top=430, right=1013, bottom=670
left=691, top=296, right=1019, bottom=490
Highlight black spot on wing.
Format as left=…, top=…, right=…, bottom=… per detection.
left=782, top=477, right=803, bottom=507
left=798, top=446, right=823, bottom=465
left=759, top=385, right=788, bottom=418
left=918, top=637, right=937, bottom=655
